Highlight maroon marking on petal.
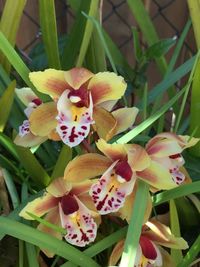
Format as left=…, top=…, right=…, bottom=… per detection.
left=80, top=228, right=89, bottom=242
left=140, top=236, right=157, bottom=260
left=68, top=86, right=89, bottom=108
left=61, top=125, right=68, bottom=130
left=69, top=126, right=78, bottom=143
left=169, top=153, right=182, bottom=159
left=96, top=185, right=114, bottom=211
left=32, top=98, right=42, bottom=106
left=81, top=126, right=87, bottom=130
left=114, top=160, right=133, bottom=182
left=61, top=194, right=79, bottom=215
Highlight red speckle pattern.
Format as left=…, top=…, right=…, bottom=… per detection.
left=169, top=166, right=185, bottom=185
left=19, top=120, right=30, bottom=137
left=90, top=162, right=135, bottom=215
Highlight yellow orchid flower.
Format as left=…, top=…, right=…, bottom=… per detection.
left=27, top=67, right=138, bottom=147
left=19, top=176, right=100, bottom=257
left=137, top=132, right=199, bottom=187
left=64, top=139, right=150, bottom=215
left=109, top=219, right=188, bottom=267
left=14, top=87, right=47, bottom=147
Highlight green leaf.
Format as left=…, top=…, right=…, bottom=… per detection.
left=0, top=217, right=100, bottom=267
left=169, top=200, right=183, bottom=265
left=39, top=0, right=61, bottom=69
left=153, top=181, right=200, bottom=206
left=116, top=82, right=187, bottom=144
left=61, top=0, right=91, bottom=69
left=177, top=234, right=200, bottom=267
left=15, top=146, right=51, bottom=187
left=120, top=181, right=149, bottom=267
left=76, top=0, right=99, bottom=67
left=0, top=133, right=20, bottom=161
left=25, top=243, right=39, bottom=267
left=2, top=168, right=20, bottom=209
left=144, top=38, right=176, bottom=60
left=0, top=0, right=26, bottom=72
left=132, top=27, right=142, bottom=62
left=137, top=56, right=196, bottom=108
left=0, top=32, right=48, bottom=101
left=0, top=80, right=16, bottom=132
left=51, top=145, right=72, bottom=179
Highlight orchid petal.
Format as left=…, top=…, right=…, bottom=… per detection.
left=137, top=160, right=178, bottom=190
left=71, top=180, right=94, bottom=196
left=108, top=239, right=124, bottom=266
left=37, top=206, right=62, bottom=258
left=64, top=153, right=112, bottom=182
left=29, top=69, right=68, bottom=98
left=64, top=67, right=94, bottom=89
left=90, top=161, right=136, bottom=215
left=112, top=107, right=139, bottom=135
left=125, top=144, right=151, bottom=171
left=117, top=184, right=152, bottom=223
left=159, top=246, right=176, bottom=267
left=93, top=106, right=117, bottom=141
left=144, top=219, right=189, bottom=249
left=14, top=132, right=47, bottom=147
left=146, top=139, right=182, bottom=158
left=15, top=87, right=38, bottom=106
left=96, top=138, right=126, bottom=161
left=46, top=177, right=72, bottom=197
left=29, top=102, right=57, bottom=136
left=59, top=197, right=97, bottom=247
left=179, top=135, right=200, bottom=148
left=99, top=99, right=117, bottom=111
left=140, top=236, right=157, bottom=260
left=19, top=193, right=59, bottom=220
left=48, top=129, right=61, bottom=141
left=56, top=90, right=93, bottom=147
left=88, top=72, right=126, bottom=105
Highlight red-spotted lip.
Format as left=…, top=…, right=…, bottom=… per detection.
left=139, top=236, right=157, bottom=260
left=61, top=194, right=79, bottom=215
left=114, top=160, right=133, bottom=181
left=68, top=86, right=89, bottom=108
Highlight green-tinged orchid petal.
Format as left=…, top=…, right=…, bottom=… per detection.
left=37, top=206, right=62, bottom=258
left=144, top=219, right=189, bottom=250
left=15, top=87, right=38, bottom=106
left=93, top=106, right=117, bottom=141
left=137, top=160, right=177, bottom=190
left=14, top=132, right=47, bottom=148
left=159, top=246, right=176, bottom=267
left=117, top=184, right=152, bottom=223
left=179, top=135, right=200, bottom=148
left=64, top=67, right=94, bottom=89
left=19, top=193, right=60, bottom=220
left=88, top=72, right=127, bottom=105
left=108, top=239, right=124, bottom=266
left=29, top=69, right=68, bottom=98
left=96, top=138, right=126, bottom=161
left=112, top=107, right=139, bottom=135
left=64, top=153, right=112, bottom=183
left=29, top=102, right=57, bottom=136
left=125, top=144, right=151, bottom=171
left=46, top=177, right=72, bottom=197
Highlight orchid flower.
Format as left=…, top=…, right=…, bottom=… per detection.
left=109, top=219, right=188, bottom=267
left=64, top=139, right=150, bottom=215
left=137, top=133, right=199, bottom=187
left=87, top=138, right=185, bottom=215
left=19, top=176, right=100, bottom=257
left=14, top=88, right=47, bottom=147
left=28, top=67, right=138, bottom=147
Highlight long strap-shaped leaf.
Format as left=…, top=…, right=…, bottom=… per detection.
left=188, top=0, right=200, bottom=156
left=0, top=217, right=100, bottom=267
left=0, top=0, right=26, bottom=72
left=39, top=0, right=61, bottom=69
left=0, top=80, right=16, bottom=132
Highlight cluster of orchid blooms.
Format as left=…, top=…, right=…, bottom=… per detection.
left=16, top=67, right=198, bottom=266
